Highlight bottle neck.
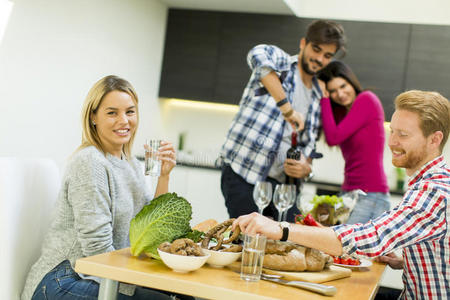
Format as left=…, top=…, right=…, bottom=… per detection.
left=291, top=131, right=298, bottom=148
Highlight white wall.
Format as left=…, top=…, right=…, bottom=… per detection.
left=0, top=0, right=168, bottom=168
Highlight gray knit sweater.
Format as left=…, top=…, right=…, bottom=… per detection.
left=21, top=146, right=151, bottom=299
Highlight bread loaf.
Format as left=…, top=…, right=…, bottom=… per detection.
left=263, top=240, right=331, bottom=272
left=192, top=219, right=218, bottom=232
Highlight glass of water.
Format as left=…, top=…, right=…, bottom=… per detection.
left=144, top=139, right=161, bottom=176
left=240, top=233, right=267, bottom=282
left=253, top=181, right=272, bottom=214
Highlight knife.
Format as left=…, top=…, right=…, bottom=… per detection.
left=260, top=273, right=337, bottom=296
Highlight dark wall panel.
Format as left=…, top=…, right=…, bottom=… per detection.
left=214, top=13, right=309, bottom=104
left=340, top=21, right=410, bottom=120
left=159, top=10, right=222, bottom=100
left=405, top=24, right=450, bottom=100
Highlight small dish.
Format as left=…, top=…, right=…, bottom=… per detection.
left=333, top=258, right=372, bottom=269
left=203, top=248, right=242, bottom=268
left=157, top=249, right=210, bottom=273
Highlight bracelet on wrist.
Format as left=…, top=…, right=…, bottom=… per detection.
left=276, top=98, right=288, bottom=107
left=282, top=109, right=294, bottom=118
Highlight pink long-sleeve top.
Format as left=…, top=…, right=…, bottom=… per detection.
left=320, top=90, right=389, bottom=193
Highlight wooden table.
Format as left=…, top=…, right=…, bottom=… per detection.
left=75, top=248, right=387, bottom=300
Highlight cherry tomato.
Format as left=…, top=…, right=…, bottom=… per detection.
left=333, top=256, right=341, bottom=264
left=341, top=258, right=351, bottom=265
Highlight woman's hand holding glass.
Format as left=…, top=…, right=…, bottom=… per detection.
left=145, top=140, right=176, bottom=177
left=253, top=181, right=272, bottom=214
left=158, top=141, right=176, bottom=176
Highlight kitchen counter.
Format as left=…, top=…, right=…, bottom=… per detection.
left=158, top=156, right=405, bottom=197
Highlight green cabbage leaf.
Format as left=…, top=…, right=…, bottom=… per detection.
left=129, top=192, right=192, bottom=259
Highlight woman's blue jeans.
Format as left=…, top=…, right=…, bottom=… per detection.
left=346, top=192, right=391, bottom=224
left=32, top=260, right=194, bottom=300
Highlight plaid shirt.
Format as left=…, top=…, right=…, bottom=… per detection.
left=219, top=44, right=322, bottom=184
left=334, top=156, right=450, bottom=299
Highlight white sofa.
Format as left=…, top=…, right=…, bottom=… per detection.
left=0, top=157, right=60, bottom=300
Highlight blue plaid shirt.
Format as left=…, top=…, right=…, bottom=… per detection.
left=219, top=44, right=323, bottom=184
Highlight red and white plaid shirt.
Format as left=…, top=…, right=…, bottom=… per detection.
left=334, top=156, right=450, bottom=299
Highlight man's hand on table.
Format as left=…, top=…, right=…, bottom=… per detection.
left=375, top=252, right=404, bottom=270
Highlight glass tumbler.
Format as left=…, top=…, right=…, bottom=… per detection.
left=144, top=139, right=161, bottom=176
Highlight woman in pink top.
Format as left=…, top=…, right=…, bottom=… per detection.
left=318, top=61, right=390, bottom=224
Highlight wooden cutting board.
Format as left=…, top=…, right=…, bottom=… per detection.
left=227, top=262, right=351, bottom=283
left=262, top=265, right=351, bottom=283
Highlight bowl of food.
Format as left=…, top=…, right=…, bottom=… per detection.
left=203, top=245, right=242, bottom=268
left=156, top=238, right=210, bottom=273
left=198, top=218, right=243, bottom=268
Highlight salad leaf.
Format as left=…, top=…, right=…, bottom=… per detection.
left=310, top=195, right=342, bottom=210
left=129, top=192, right=192, bottom=259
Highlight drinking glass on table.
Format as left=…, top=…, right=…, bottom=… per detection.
left=253, top=181, right=272, bottom=214
left=240, top=233, right=267, bottom=282
left=144, top=139, right=161, bottom=176
left=273, top=184, right=296, bottom=222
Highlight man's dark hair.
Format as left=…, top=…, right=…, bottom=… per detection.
left=306, top=20, right=346, bottom=57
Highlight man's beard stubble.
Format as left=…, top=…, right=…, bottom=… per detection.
left=392, top=146, right=426, bottom=171
left=300, top=53, right=322, bottom=76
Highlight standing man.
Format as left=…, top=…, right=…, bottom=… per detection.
left=219, top=20, right=346, bottom=221
left=233, top=90, right=450, bottom=299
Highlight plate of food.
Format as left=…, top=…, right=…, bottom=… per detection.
left=332, top=256, right=372, bottom=269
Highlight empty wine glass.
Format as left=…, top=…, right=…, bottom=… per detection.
left=282, top=188, right=296, bottom=221
left=253, top=181, right=272, bottom=214
left=296, top=186, right=314, bottom=215
left=273, top=184, right=296, bottom=222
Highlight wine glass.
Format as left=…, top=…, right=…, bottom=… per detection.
left=296, top=186, right=314, bottom=215
left=273, top=184, right=296, bottom=222
left=253, top=181, right=272, bottom=214
left=281, top=185, right=296, bottom=221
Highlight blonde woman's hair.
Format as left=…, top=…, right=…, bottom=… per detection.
left=78, top=75, right=139, bottom=159
left=395, top=90, right=450, bottom=152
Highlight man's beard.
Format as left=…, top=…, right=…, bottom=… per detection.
left=391, top=146, right=426, bottom=171
left=300, top=53, right=322, bottom=76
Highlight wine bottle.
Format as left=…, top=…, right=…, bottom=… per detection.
left=286, top=131, right=302, bottom=192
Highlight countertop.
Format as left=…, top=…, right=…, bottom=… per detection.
left=136, top=155, right=405, bottom=196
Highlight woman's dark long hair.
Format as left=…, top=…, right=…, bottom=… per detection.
left=318, top=61, right=363, bottom=122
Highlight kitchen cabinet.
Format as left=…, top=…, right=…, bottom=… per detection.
left=213, top=14, right=309, bottom=103
left=159, top=10, right=221, bottom=101
left=405, top=24, right=450, bottom=98
left=339, top=21, right=410, bottom=119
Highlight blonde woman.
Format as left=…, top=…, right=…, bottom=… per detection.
left=22, top=76, right=192, bottom=300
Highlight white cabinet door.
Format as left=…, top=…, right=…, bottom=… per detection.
left=170, top=166, right=229, bottom=227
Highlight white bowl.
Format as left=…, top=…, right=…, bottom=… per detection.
left=203, top=248, right=242, bottom=268
left=157, top=249, right=210, bottom=273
